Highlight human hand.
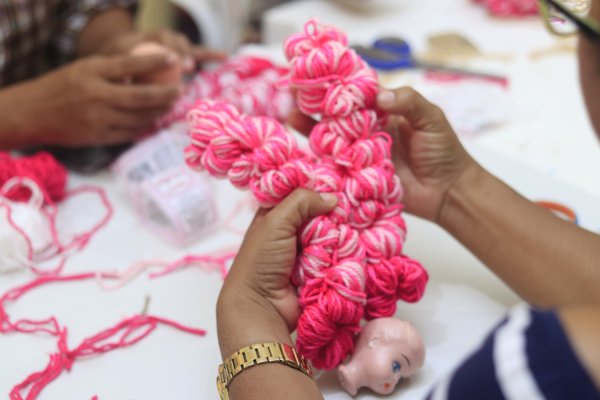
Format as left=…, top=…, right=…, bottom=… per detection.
left=219, top=189, right=338, bottom=331
left=24, top=54, right=181, bottom=147
left=289, top=87, right=479, bottom=223
left=102, top=29, right=226, bottom=72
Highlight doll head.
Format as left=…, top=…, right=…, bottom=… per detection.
left=338, top=318, right=425, bottom=396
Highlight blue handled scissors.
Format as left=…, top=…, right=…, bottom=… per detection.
left=353, top=37, right=507, bottom=83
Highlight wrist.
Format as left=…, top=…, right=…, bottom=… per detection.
left=438, top=160, right=487, bottom=230
left=217, top=286, right=293, bottom=359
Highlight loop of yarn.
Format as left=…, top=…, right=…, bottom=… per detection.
left=185, top=20, right=428, bottom=369
left=0, top=177, right=113, bottom=276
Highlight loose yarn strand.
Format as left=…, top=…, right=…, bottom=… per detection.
left=1, top=271, right=207, bottom=400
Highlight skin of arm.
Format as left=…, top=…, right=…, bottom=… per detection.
left=439, top=162, right=600, bottom=309
left=0, top=82, right=38, bottom=149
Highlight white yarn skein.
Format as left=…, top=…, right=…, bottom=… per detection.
left=0, top=178, right=52, bottom=273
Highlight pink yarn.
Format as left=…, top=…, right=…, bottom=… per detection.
left=185, top=20, right=428, bottom=370
left=0, top=152, right=67, bottom=203
left=158, top=56, right=293, bottom=128
left=472, top=0, right=538, bottom=16
left=1, top=271, right=208, bottom=400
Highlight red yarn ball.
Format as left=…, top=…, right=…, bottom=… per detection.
left=0, top=152, right=68, bottom=202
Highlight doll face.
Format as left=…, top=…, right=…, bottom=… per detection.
left=338, top=318, right=425, bottom=396
left=363, top=338, right=416, bottom=395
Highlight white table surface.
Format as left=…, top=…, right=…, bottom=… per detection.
left=2, top=0, right=600, bottom=399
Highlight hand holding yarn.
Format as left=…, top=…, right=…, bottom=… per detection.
left=220, top=189, right=337, bottom=331
left=376, top=87, right=478, bottom=222
left=186, top=21, right=428, bottom=370
left=290, top=87, right=477, bottom=223
left=21, top=54, right=180, bottom=147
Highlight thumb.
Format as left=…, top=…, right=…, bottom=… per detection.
left=268, top=189, right=338, bottom=230
left=377, top=87, right=451, bottom=132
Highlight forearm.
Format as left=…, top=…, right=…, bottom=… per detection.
left=77, top=7, right=135, bottom=57
left=0, top=84, right=41, bottom=150
left=217, top=290, right=322, bottom=400
left=440, top=163, right=600, bottom=308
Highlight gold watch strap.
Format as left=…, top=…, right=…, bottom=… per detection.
left=217, top=342, right=313, bottom=400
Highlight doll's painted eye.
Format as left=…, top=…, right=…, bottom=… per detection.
left=392, top=361, right=401, bottom=373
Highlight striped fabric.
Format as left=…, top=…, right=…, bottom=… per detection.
left=0, top=0, right=136, bottom=86
left=426, top=305, right=600, bottom=400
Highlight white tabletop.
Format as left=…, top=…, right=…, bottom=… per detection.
left=2, top=0, right=600, bottom=399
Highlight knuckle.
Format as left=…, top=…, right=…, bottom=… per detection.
left=298, top=188, right=316, bottom=200
left=430, top=104, right=445, bottom=119
left=400, top=86, right=419, bottom=102
left=289, top=188, right=311, bottom=203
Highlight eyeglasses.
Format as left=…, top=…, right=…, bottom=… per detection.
left=538, top=0, right=600, bottom=39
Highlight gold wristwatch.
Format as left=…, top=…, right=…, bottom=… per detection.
left=217, top=342, right=313, bottom=399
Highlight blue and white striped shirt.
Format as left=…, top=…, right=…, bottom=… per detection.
left=427, top=306, right=600, bottom=400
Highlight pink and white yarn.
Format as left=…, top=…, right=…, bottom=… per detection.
left=158, top=56, right=293, bottom=128
left=185, top=20, right=428, bottom=370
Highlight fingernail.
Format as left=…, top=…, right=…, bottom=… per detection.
left=377, top=90, right=395, bottom=107
left=320, top=193, right=338, bottom=206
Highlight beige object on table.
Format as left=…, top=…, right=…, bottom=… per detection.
left=421, top=32, right=513, bottom=64
left=529, top=39, right=577, bottom=60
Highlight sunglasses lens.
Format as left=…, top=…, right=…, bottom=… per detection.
left=548, top=0, right=591, bottom=35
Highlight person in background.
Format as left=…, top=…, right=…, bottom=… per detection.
left=0, top=0, right=223, bottom=151
left=215, top=0, right=600, bottom=399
